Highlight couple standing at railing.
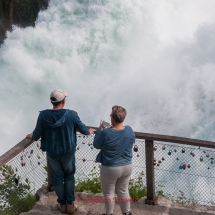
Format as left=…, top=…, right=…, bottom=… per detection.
left=26, top=89, right=135, bottom=215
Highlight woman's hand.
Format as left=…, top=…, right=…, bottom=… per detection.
left=99, top=120, right=105, bottom=131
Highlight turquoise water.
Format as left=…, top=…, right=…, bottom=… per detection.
left=1, top=0, right=215, bottom=155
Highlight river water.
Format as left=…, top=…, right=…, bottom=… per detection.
left=1, top=0, right=215, bottom=155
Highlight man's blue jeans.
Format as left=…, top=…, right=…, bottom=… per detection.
left=48, top=155, right=76, bottom=204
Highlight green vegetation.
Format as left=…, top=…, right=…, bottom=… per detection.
left=0, top=165, right=36, bottom=215
left=75, top=165, right=102, bottom=193
left=129, top=171, right=147, bottom=199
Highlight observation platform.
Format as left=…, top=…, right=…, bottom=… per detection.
left=20, top=185, right=215, bottom=215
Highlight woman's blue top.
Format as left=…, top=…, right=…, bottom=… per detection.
left=93, top=126, right=135, bottom=167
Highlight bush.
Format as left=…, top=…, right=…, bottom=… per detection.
left=0, top=165, right=36, bottom=214
left=75, top=165, right=102, bottom=193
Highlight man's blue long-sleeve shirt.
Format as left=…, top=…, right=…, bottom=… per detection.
left=32, top=109, right=89, bottom=159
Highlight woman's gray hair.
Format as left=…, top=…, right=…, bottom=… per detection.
left=110, top=105, right=127, bottom=123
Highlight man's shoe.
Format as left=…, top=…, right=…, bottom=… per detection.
left=122, top=212, right=132, bottom=215
left=59, top=204, right=67, bottom=213
left=67, top=202, right=78, bottom=214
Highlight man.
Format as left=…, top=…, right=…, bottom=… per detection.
left=26, top=89, right=95, bottom=214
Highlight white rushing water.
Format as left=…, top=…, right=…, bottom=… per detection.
left=1, top=0, right=215, bottom=155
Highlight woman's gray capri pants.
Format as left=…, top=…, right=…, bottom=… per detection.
left=100, top=164, right=133, bottom=214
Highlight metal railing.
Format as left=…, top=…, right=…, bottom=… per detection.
left=1, top=127, right=215, bottom=214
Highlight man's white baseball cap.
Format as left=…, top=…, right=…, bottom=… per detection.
left=50, top=89, right=68, bottom=102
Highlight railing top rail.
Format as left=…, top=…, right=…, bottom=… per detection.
left=1, top=126, right=215, bottom=168
left=0, top=138, right=33, bottom=168
left=134, top=131, right=215, bottom=148
left=89, top=126, right=215, bottom=149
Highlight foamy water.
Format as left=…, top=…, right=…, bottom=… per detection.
left=1, top=0, right=215, bottom=155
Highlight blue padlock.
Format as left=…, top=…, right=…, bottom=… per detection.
left=168, top=150, right=172, bottom=156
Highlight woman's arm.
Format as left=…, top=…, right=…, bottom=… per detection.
left=93, top=130, right=105, bottom=149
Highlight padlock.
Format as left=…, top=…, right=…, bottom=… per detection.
left=174, top=149, right=177, bottom=153
left=38, top=162, right=40, bottom=165
left=88, top=143, right=91, bottom=146
left=211, top=161, right=214, bottom=164
left=162, top=145, right=166, bottom=150
left=91, top=146, right=93, bottom=150
left=153, top=162, right=156, bottom=166
left=158, top=160, right=162, bottom=164
left=77, top=147, right=79, bottom=150
left=187, top=164, right=190, bottom=168
left=200, top=156, right=203, bottom=162
left=157, top=164, right=160, bottom=167
left=153, top=146, right=157, bottom=151
left=182, top=148, right=185, bottom=153
left=137, top=154, right=139, bottom=157
left=168, top=150, right=172, bottom=156
left=133, top=145, right=138, bottom=152
left=176, top=157, right=179, bottom=160
left=179, top=165, right=183, bottom=170
left=190, top=152, right=195, bottom=157
left=206, top=153, right=209, bottom=158
left=182, top=164, right=186, bottom=170
left=162, top=157, right=165, bottom=161
left=82, top=158, right=86, bottom=162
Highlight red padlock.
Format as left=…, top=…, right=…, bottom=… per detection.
left=133, top=145, right=138, bottom=152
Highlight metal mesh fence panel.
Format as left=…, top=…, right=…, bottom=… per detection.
left=0, top=140, right=47, bottom=214
left=75, top=134, right=146, bottom=199
left=153, top=141, right=215, bottom=206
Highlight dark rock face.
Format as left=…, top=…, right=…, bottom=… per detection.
left=0, top=0, right=49, bottom=45
left=13, top=0, right=49, bottom=27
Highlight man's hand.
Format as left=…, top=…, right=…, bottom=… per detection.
left=26, top=133, right=33, bottom=139
left=89, top=128, right=96, bottom=134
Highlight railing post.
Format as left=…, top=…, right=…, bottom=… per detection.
left=145, top=139, right=156, bottom=205
left=47, top=157, right=54, bottom=192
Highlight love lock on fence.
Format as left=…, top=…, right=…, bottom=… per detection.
left=133, top=145, right=138, bottom=152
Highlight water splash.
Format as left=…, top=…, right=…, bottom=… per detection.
left=1, top=0, right=215, bottom=154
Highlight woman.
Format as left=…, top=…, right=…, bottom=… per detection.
left=93, top=105, right=135, bottom=215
